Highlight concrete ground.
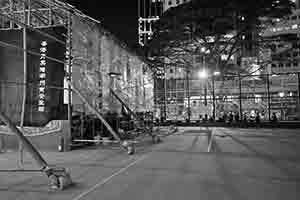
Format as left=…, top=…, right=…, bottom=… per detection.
left=0, top=127, right=300, bottom=200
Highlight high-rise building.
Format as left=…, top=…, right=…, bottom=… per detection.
left=138, top=0, right=190, bottom=46
left=262, top=8, right=300, bottom=74
left=138, top=0, right=162, bottom=46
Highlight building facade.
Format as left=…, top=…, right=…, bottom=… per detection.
left=154, top=2, right=300, bottom=121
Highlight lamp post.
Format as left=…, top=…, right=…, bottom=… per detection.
left=279, top=91, right=285, bottom=120
left=199, top=68, right=208, bottom=105
left=212, top=72, right=220, bottom=121
left=267, top=73, right=271, bottom=121
left=200, top=47, right=208, bottom=120
left=198, top=47, right=221, bottom=121
left=238, top=71, right=243, bottom=120
left=198, top=69, right=220, bottom=121
left=187, top=68, right=191, bottom=122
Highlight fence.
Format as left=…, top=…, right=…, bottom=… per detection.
left=154, top=72, right=300, bottom=122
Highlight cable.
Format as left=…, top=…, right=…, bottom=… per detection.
left=0, top=80, right=66, bottom=90
left=0, top=13, right=66, bottom=45
left=0, top=40, right=65, bottom=65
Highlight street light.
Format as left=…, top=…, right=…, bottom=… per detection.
left=198, top=69, right=208, bottom=79
left=279, top=92, right=285, bottom=98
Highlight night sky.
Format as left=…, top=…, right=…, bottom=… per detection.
left=66, top=0, right=138, bottom=48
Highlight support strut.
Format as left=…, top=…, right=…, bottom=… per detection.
left=0, top=111, right=72, bottom=190
left=69, top=82, right=135, bottom=154
left=110, top=89, right=160, bottom=143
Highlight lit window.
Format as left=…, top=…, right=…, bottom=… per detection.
left=254, top=94, right=261, bottom=103
left=38, top=106, right=45, bottom=112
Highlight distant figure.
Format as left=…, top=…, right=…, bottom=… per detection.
left=271, top=112, right=278, bottom=123
left=204, top=114, right=208, bottom=122
left=199, top=115, right=203, bottom=121
left=255, top=112, right=260, bottom=124
left=234, top=112, right=240, bottom=122
left=155, top=118, right=159, bottom=124
left=223, top=113, right=228, bottom=122
left=228, top=112, right=234, bottom=123
left=249, top=111, right=255, bottom=123
left=243, top=114, right=248, bottom=123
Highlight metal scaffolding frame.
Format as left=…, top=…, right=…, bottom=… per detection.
left=154, top=72, right=300, bottom=122
left=138, top=0, right=162, bottom=46
left=0, top=0, right=99, bottom=135
left=0, top=0, right=139, bottom=190
left=0, top=0, right=93, bottom=190
left=0, top=0, right=149, bottom=158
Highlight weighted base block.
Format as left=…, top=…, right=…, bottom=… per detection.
left=122, top=141, right=135, bottom=155
left=127, top=145, right=135, bottom=155
left=47, top=167, right=73, bottom=190
left=152, top=135, right=161, bottom=144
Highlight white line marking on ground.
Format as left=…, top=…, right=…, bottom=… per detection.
left=72, top=154, right=148, bottom=200
left=207, top=129, right=215, bottom=152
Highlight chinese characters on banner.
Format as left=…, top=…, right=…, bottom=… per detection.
left=0, top=27, right=66, bottom=126
left=38, top=41, right=47, bottom=112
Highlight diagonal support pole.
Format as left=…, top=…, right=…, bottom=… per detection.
left=110, top=89, right=139, bottom=120
left=0, top=111, right=72, bottom=190
left=0, top=111, right=48, bottom=169
left=110, top=89, right=160, bottom=143
left=69, top=82, right=135, bottom=154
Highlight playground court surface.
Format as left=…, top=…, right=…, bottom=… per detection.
left=0, top=127, right=300, bottom=200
